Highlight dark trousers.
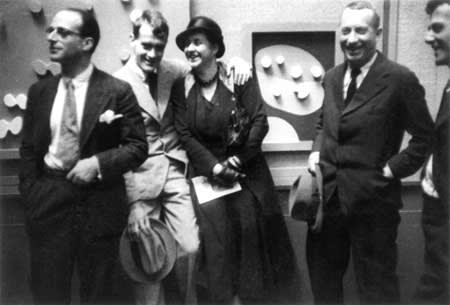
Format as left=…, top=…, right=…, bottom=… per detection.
left=195, top=188, right=265, bottom=305
left=414, top=193, right=449, bottom=304
left=24, top=173, right=132, bottom=305
left=306, top=193, right=400, bottom=304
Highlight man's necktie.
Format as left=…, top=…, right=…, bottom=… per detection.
left=442, top=81, right=450, bottom=116
left=147, top=72, right=158, bottom=103
left=344, top=67, right=361, bottom=106
left=55, top=79, right=80, bottom=169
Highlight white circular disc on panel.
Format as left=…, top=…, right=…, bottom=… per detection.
left=255, top=44, right=324, bottom=116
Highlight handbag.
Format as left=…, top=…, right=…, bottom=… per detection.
left=288, top=165, right=323, bottom=223
left=227, top=88, right=251, bottom=147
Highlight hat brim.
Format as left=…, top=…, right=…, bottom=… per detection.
left=175, top=27, right=225, bottom=58
left=288, top=174, right=320, bottom=222
left=120, top=218, right=177, bottom=283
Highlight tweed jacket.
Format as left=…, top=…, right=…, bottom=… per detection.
left=114, top=58, right=190, bottom=203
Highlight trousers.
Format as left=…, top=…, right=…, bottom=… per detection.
left=25, top=172, right=132, bottom=305
left=414, top=193, right=449, bottom=304
left=133, top=162, right=199, bottom=305
left=306, top=192, right=400, bottom=304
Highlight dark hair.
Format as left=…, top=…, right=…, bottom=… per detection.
left=64, top=8, right=100, bottom=53
left=426, top=0, right=450, bottom=14
left=345, top=1, right=381, bottom=30
left=132, top=10, right=169, bottom=42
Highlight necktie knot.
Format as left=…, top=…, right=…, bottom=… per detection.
left=63, top=78, right=74, bottom=90
left=351, top=67, right=361, bottom=79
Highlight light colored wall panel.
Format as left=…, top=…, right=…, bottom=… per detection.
left=0, top=0, right=189, bottom=150
left=395, top=0, right=446, bottom=119
left=190, top=0, right=384, bottom=64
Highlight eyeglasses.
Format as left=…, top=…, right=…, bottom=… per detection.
left=45, top=26, right=81, bottom=38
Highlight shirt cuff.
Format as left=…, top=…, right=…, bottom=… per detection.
left=93, top=156, right=102, bottom=180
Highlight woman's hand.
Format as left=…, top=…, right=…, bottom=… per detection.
left=212, top=162, right=245, bottom=186
left=224, top=156, right=243, bottom=172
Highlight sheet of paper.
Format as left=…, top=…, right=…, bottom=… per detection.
left=191, top=176, right=242, bottom=204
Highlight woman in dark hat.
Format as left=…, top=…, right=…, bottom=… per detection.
left=171, top=16, right=302, bottom=305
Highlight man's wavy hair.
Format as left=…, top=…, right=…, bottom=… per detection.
left=345, top=1, right=381, bottom=30
left=426, top=0, right=450, bottom=14
left=132, top=9, right=169, bottom=42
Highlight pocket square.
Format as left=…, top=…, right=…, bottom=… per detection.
left=99, top=110, right=123, bottom=124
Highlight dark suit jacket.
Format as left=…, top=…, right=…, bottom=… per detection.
left=433, top=85, right=449, bottom=204
left=19, top=67, right=148, bottom=237
left=313, top=52, right=434, bottom=214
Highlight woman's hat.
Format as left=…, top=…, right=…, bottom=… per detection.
left=176, top=16, right=225, bottom=58
left=119, top=218, right=177, bottom=283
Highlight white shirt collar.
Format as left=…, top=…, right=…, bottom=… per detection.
left=347, top=51, right=378, bottom=78
left=62, top=63, right=94, bottom=85
left=359, top=51, right=378, bottom=77
left=343, top=52, right=378, bottom=96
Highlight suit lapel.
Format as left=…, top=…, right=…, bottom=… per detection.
left=122, top=61, right=160, bottom=121
left=157, top=61, right=174, bottom=118
left=435, top=82, right=450, bottom=127
left=79, top=68, right=110, bottom=150
left=342, top=53, right=389, bottom=116
left=330, top=64, right=346, bottom=112
left=41, top=76, right=60, bottom=145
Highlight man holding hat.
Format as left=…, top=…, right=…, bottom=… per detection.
left=307, top=1, right=434, bottom=304
left=114, top=9, right=251, bottom=305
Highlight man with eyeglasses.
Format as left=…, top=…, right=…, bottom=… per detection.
left=19, top=8, right=147, bottom=305
left=113, top=9, right=251, bottom=305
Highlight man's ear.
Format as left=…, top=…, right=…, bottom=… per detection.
left=376, top=27, right=383, bottom=37
left=82, top=37, right=95, bottom=52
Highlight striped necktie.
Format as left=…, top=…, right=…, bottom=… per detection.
left=55, top=79, right=80, bottom=169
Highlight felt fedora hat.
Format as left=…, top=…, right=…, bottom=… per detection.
left=288, top=166, right=323, bottom=223
left=176, top=16, right=225, bottom=58
left=120, top=218, right=177, bottom=283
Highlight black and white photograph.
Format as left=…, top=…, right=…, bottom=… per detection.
left=0, top=0, right=448, bottom=304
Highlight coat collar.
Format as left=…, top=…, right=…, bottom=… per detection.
left=342, top=51, right=390, bottom=116
left=119, top=58, right=177, bottom=122
left=79, top=67, right=110, bottom=150
left=184, top=61, right=233, bottom=98
left=40, top=76, right=60, bottom=148
left=157, top=61, right=176, bottom=118
left=435, top=81, right=450, bottom=127
left=40, top=67, right=109, bottom=151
